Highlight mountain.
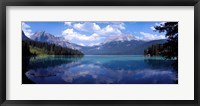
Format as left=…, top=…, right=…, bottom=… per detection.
left=30, top=31, right=81, bottom=50
left=81, top=39, right=167, bottom=55
left=28, top=31, right=167, bottom=55
left=103, top=34, right=136, bottom=44
left=22, top=31, right=30, bottom=40
left=22, top=31, right=84, bottom=56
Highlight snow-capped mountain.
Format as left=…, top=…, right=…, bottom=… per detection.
left=78, top=34, right=167, bottom=55
left=23, top=30, right=167, bottom=55
left=81, top=39, right=167, bottom=55
left=103, top=34, right=137, bottom=44
left=22, top=31, right=30, bottom=40
left=30, top=31, right=81, bottom=50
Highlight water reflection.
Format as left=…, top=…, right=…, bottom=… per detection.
left=23, top=55, right=177, bottom=84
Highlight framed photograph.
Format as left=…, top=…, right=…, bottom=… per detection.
left=1, top=0, right=199, bottom=106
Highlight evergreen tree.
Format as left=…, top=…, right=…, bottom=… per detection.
left=22, top=40, right=84, bottom=56
left=22, top=41, right=32, bottom=56
left=154, top=22, right=178, bottom=71
left=154, top=22, right=178, bottom=60
left=144, top=44, right=163, bottom=56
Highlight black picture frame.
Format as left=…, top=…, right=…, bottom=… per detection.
left=0, top=0, right=199, bottom=106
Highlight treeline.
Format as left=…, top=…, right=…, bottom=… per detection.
left=144, top=22, right=178, bottom=73
left=154, top=22, right=178, bottom=60
left=22, top=40, right=84, bottom=56
left=144, top=44, right=163, bottom=56
left=23, top=40, right=35, bottom=56
left=144, top=22, right=178, bottom=60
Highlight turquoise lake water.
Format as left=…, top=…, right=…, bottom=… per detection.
left=23, top=55, right=177, bottom=84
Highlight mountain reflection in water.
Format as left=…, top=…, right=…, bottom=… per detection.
left=23, top=55, right=177, bottom=84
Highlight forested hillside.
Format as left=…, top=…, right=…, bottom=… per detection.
left=22, top=40, right=84, bottom=56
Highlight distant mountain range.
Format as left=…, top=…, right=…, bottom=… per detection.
left=103, top=34, right=136, bottom=44
left=22, top=31, right=167, bottom=55
left=81, top=39, right=166, bottom=55
left=30, top=31, right=81, bottom=50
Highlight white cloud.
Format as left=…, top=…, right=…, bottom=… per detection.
left=97, top=25, right=122, bottom=36
left=151, top=22, right=166, bottom=31
left=64, top=22, right=72, bottom=26
left=138, top=32, right=166, bottom=41
left=61, top=22, right=125, bottom=46
left=103, top=25, right=114, bottom=32
left=62, top=28, right=74, bottom=35
left=78, top=43, right=85, bottom=46
left=62, top=28, right=103, bottom=46
left=155, top=22, right=166, bottom=26
left=62, top=28, right=100, bottom=41
left=114, top=23, right=125, bottom=30
left=73, top=22, right=123, bottom=36
left=150, top=26, right=155, bottom=30
left=61, top=22, right=167, bottom=46
left=119, top=24, right=125, bottom=30
left=73, top=22, right=100, bottom=32
left=22, top=22, right=30, bottom=29
left=22, top=22, right=34, bottom=38
left=63, top=22, right=166, bottom=46
left=93, top=23, right=101, bottom=30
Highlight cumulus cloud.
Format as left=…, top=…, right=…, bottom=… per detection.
left=62, top=22, right=165, bottom=46
left=150, top=26, right=156, bottom=30
left=78, top=43, right=85, bottom=46
left=62, top=28, right=100, bottom=42
left=73, top=22, right=123, bottom=36
left=104, top=25, right=114, bottom=32
left=62, top=28, right=102, bottom=46
left=155, top=22, right=166, bottom=26
left=62, top=22, right=126, bottom=46
left=22, top=22, right=34, bottom=38
left=97, top=25, right=122, bottom=36
left=150, top=22, right=166, bottom=31
left=113, top=23, right=125, bottom=30
left=73, top=22, right=101, bottom=32
left=137, top=32, right=166, bottom=41
left=64, top=22, right=72, bottom=26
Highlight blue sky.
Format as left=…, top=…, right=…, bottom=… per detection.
left=22, top=22, right=166, bottom=46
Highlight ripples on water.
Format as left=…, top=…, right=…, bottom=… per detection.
left=23, top=55, right=177, bottom=84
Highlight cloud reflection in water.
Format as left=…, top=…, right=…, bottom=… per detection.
left=25, top=55, right=177, bottom=84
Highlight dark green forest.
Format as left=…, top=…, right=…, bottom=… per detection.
left=144, top=44, right=163, bottom=56
left=144, top=22, right=178, bottom=59
left=22, top=40, right=84, bottom=56
left=144, top=22, right=178, bottom=71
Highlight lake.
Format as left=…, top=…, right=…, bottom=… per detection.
left=23, top=55, right=177, bottom=84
